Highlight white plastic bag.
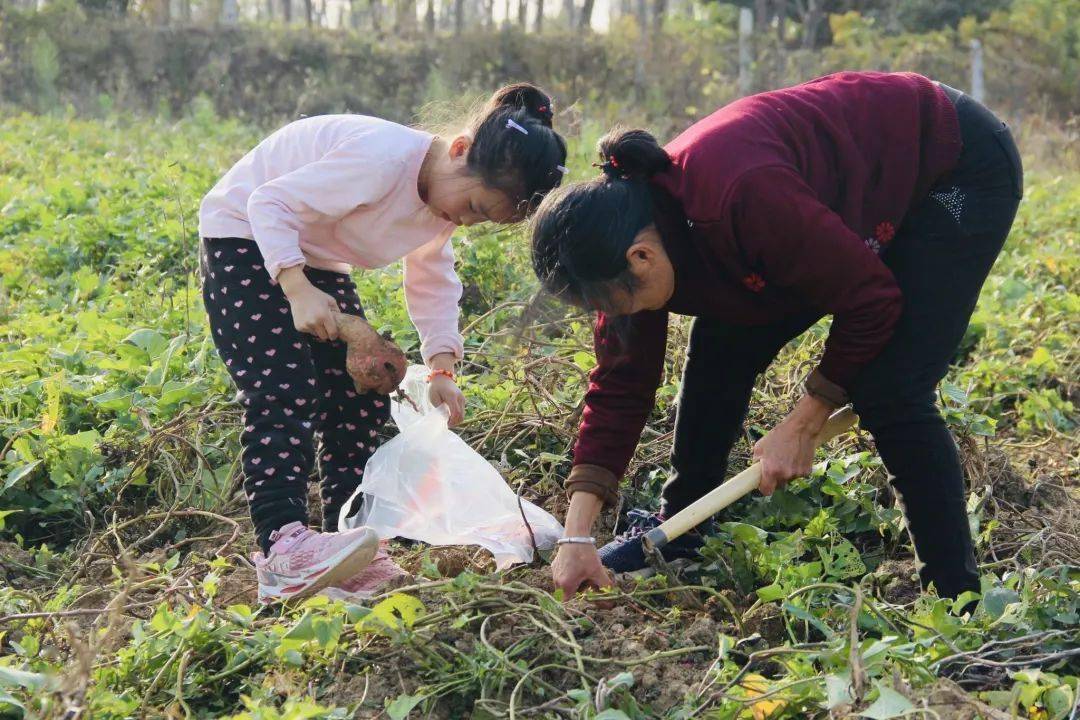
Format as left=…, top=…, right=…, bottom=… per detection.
left=339, top=365, right=563, bottom=569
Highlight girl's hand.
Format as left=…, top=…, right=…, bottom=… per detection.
left=279, top=266, right=339, bottom=341
left=552, top=542, right=613, bottom=599
left=753, top=394, right=832, bottom=495
left=428, top=375, right=465, bottom=426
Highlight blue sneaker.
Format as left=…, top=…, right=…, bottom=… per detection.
left=598, top=509, right=711, bottom=574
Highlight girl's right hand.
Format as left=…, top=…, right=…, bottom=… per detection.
left=278, top=266, right=340, bottom=341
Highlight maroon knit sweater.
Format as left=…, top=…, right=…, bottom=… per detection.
left=567, top=71, right=962, bottom=504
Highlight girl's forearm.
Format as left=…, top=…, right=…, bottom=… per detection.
left=276, top=264, right=310, bottom=298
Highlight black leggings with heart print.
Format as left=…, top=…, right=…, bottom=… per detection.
left=200, top=237, right=390, bottom=554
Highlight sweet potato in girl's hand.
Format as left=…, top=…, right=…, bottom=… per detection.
left=335, top=313, right=407, bottom=395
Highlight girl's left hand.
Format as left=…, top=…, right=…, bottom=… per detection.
left=753, top=394, right=833, bottom=495
left=429, top=375, right=465, bottom=426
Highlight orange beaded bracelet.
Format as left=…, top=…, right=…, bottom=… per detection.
left=426, top=368, right=455, bottom=382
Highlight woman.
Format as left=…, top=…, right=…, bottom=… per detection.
left=530, top=72, right=1023, bottom=600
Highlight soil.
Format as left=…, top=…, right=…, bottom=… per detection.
left=873, top=559, right=922, bottom=605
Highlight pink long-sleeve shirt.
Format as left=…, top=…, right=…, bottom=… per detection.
left=198, top=114, right=463, bottom=362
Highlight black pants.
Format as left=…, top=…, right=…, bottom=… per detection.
left=200, top=238, right=391, bottom=554
left=662, top=86, right=1023, bottom=599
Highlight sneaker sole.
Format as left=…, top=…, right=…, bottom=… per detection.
left=259, top=529, right=380, bottom=603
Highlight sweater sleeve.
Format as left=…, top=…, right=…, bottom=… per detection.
left=567, top=309, right=669, bottom=505
left=731, top=166, right=903, bottom=398
left=246, top=135, right=400, bottom=279
left=403, top=229, right=465, bottom=363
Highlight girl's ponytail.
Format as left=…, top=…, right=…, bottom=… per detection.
left=486, top=83, right=556, bottom=128
left=466, top=83, right=567, bottom=213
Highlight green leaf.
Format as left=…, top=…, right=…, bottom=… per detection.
left=0, top=665, right=50, bottom=691
left=756, top=583, right=786, bottom=602
left=860, top=684, right=914, bottom=719
left=4, top=460, right=41, bottom=491
left=89, top=389, right=133, bottom=411
left=605, top=672, right=635, bottom=690
left=123, top=328, right=168, bottom=358
left=1044, top=685, right=1074, bottom=720
left=572, top=351, right=596, bottom=370
left=284, top=612, right=316, bottom=642
left=594, top=711, right=632, bottom=720
left=362, top=594, right=425, bottom=631
left=940, top=381, right=968, bottom=406
left=981, top=587, right=1019, bottom=620
left=825, top=673, right=854, bottom=709
left=386, top=693, right=424, bottom=719
left=0, top=510, right=21, bottom=531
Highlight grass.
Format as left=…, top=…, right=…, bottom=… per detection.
left=0, top=109, right=1076, bottom=719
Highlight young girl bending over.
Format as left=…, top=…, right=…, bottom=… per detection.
left=199, top=84, right=567, bottom=601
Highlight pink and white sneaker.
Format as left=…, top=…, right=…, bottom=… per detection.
left=320, top=545, right=411, bottom=601
left=253, top=521, right=379, bottom=603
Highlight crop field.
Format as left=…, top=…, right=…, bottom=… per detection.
left=0, top=111, right=1077, bottom=719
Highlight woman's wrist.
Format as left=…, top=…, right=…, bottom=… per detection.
left=789, top=393, right=833, bottom=434
left=564, top=491, right=603, bottom=536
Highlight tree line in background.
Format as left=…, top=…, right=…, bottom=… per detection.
left=0, top=0, right=1076, bottom=131
left=6, top=0, right=1014, bottom=38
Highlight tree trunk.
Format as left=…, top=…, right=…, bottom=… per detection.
left=754, top=0, right=768, bottom=33
left=534, top=0, right=543, bottom=32
left=282, top=0, right=292, bottom=22
left=303, top=0, right=313, bottom=26
left=517, top=0, right=526, bottom=28
left=801, top=0, right=823, bottom=49
left=453, top=0, right=464, bottom=33
left=370, top=0, right=382, bottom=30
left=425, top=0, right=435, bottom=32
left=651, top=0, right=664, bottom=31
left=561, top=0, right=573, bottom=28
left=634, top=0, right=645, bottom=29
left=578, top=0, right=594, bottom=29
left=220, top=0, right=239, bottom=24
left=394, top=0, right=416, bottom=34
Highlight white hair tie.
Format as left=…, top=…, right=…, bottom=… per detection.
left=506, top=118, right=529, bottom=135
left=556, top=165, right=569, bottom=175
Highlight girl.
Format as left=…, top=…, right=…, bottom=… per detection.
left=199, top=83, right=567, bottom=601
left=530, top=72, right=1022, bottom=600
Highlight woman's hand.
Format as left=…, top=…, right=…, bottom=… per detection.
left=552, top=542, right=613, bottom=598
left=552, top=491, right=612, bottom=599
left=427, top=353, right=465, bottom=426
left=753, top=394, right=833, bottom=495
left=279, top=266, right=340, bottom=341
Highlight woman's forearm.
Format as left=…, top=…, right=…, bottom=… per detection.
left=787, top=392, right=834, bottom=435
left=564, top=491, right=604, bottom=536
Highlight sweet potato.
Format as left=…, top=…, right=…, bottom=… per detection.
left=335, top=312, right=407, bottom=395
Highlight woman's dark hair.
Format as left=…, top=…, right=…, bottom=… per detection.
left=466, top=83, right=568, bottom=214
left=530, top=127, right=670, bottom=311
